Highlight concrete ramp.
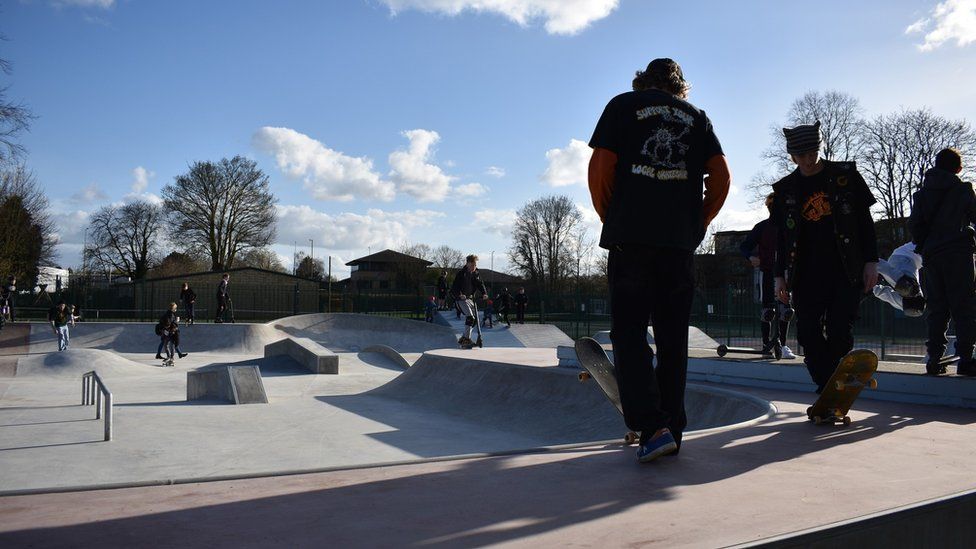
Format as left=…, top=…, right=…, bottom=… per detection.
left=272, top=313, right=458, bottom=353
left=28, top=323, right=283, bottom=354
left=365, top=350, right=773, bottom=444
left=187, top=365, right=268, bottom=404
left=507, top=324, right=574, bottom=348
left=15, top=349, right=159, bottom=378
left=593, top=326, right=719, bottom=349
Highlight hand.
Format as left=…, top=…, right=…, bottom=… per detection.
left=863, top=262, right=879, bottom=294
left=774, top=276, right=790, bottom=305
left=749, top=256, right=761, bottom=268
left=459, top=294, right=467, bottom=300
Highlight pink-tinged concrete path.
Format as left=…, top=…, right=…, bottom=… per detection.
left=1, top=389, right=973, bottom=548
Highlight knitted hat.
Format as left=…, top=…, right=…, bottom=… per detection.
left=783, top=121, right=822, bottom=154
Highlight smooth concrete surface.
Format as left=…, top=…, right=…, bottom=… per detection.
left=273, top=313, right=460, bottom=353
left=592, top=326, right=719, bottom=349
left=28, top=322, right=284, bottom=354
left=0, top=346, right=769, bottom=493
left=264, top=336, right=338, bottom=374
left=0, top=390, right=973, bottom=548
left=361, top=344, right=411, bottom=369
left=187, top=365, right=268, bottom=404
left=435, top=309, right=575, bottom=348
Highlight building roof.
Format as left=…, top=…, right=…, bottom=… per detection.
left=345, top=249, right=433, bottom=267
left=143, top=266, right=315, bottom=284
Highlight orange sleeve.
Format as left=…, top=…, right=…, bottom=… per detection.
left=588, top=147, right=617, bottom=222
left=702, top=154, right=731, bottom=227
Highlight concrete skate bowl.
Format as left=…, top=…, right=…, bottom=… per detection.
left=323, top=350, right=775, bottom=451
left=28, top=323, right=283, bottom=354
left=272, top=313, right=458, bottom=353
left=15, top=348, right=160, bottom=378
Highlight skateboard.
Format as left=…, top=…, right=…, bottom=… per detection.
left=717, top=343, right=782, bottom=360
left=927, top=354, right=959, bottom=375
left=807, top=349, right=879, bottom=426
left=161, top=356, right=175, bottom=367
left=574, top=336, right=641, bottom=444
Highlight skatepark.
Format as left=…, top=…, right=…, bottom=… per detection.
left=1, top=312, right=974, bottom=547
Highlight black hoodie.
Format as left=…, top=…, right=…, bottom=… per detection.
left=909, top=168, right=976, bottom=258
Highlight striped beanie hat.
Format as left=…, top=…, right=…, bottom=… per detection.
left=783, top=121, right=821, bottom=154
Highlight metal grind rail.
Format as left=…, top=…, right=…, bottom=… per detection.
left=82, top=371, right=113, bottom=441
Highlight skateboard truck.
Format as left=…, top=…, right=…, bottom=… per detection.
left=716, top=344, right=782, bottom=360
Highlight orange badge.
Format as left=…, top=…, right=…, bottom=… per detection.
left=802, top=191, right=832, bottom=222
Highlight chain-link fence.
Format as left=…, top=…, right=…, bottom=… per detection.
left=8, top=281, right=937, bottom=360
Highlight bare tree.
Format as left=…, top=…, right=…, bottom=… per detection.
left=748, top=90, right=865, bottom=203
left=508, top=195, right=582, bottom=294
left=294, top=252, right=325, bottom=281
left=399, top=242, right=432, bottom=262
left=237, top=247, right=287, bottom=273
left=0, top=43, right=36, bottom=168
left=0, top=166, right=54, bottom=279
left=150, top=251, right=207, bottom=278
left=861, top=108, right=976, bottom=220
left=566, top=224, right=595, bottom=286
left=430, top=245, right=465, bottom=269
left=695, top=221, right=725, bottom=255
left=84, top=200, right=166, bottom=280
left=163, top=156, right=277, bottom=271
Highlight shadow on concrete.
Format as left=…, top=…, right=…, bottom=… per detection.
left=354, top=351, right=405, bottom=372
left=205, top=356, right=308, bottom=378
left=116, top=399, right=229, bottom=408
left=1, top=401, right=967, bottom=547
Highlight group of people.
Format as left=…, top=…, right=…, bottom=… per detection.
left=430, top=269, right=529, bottom=329
left=153, top=273, right=232, bottom=363
left=585, top=57, right=975, bottom=464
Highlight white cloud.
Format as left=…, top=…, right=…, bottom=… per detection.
left=119, top=192, right=164, bottom=207
left=131, top=166, right=154, bottom=193
left=380, top=0, right=618, bottom=35
left=69, top=183, right=108, bottom=205
left=474, top=208, right=517, bottom=236
left=711, top=206, right=766, bottom=231
left=455, top=182, right=488, bottom=197
left=541, top=138, right=590, bottom=187
left=52, top=0, right=115, bottom=8
left=485, top=166, right=506, bottom=178
left=906, top=0, right=976, bottom=51
left=388, top=129, right=455, bottom=202
left=253, top=127, right=396, bottom=202
left=275, top=205, right=444, bottom=251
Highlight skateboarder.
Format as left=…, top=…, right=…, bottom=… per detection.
left=482, top=299, right=495, bottom=329
left=180, top=282, right=196, bottom=325
left=740, top=193, right=795, bottom=359
left=215, top=273, right=229, bottom=323
left=436, top=271, right=449, bottom=310
left=909, top=148, right=976, bottom=376
left=588, top=57, right=730, bottom=462
left=872, top=242, right=926, bottom=317
left=495, top=288, right=512, bottom=327
left=1, top=276, right=15, bottom=323
left=424, top=295, right=437, bottom=323
left=450, top=254, right=488, bottom=347
left=48, top=299, right=73, bottom=351
left=514, top=287, right=527, bottom=324
left=156, top=302, right=187, bottom=360
left=773, top=121, right=879, bottom=393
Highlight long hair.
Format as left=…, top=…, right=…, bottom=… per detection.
left=632, top=59, right=690, bottom=99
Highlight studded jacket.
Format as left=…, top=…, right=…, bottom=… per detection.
left=772, top=161, right=879, bottom=289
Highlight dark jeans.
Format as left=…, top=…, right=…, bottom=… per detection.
left=515, top=304, right=526, bottom=323
left=215, top=298, right=227, bottom=322
left=793, top=271, right=863, bottom=391
left=760, top=270, right=789, bottom=347
left=923, top=251, right=976, bottom=360
left=183, top=302, right=195, bottom=322
left=608, top=245, right=693, bottom=446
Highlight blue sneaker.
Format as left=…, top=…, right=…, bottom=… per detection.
left=636, top=429, right=678, bottom=463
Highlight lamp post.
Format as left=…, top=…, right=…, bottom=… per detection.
left=328, top=256, right=333, bottom=313
left=490, top=250, right=494, bottom=295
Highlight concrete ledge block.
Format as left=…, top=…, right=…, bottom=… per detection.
left=187, top=365, right=268, bottom=404
left=265, top=337, right=338, bottom=374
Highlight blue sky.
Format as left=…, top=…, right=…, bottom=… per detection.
left=4, top=0, right=976, bottom=277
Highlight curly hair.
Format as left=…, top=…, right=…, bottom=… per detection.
left=632, top=58, right=690, bottom=99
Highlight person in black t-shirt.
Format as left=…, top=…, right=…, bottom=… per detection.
left=436, top=271, right=449, bottom=311
left=908, top=148, right=976, bottom=376
left=772, top=121, right=879, bottom=393
left=180, top=282, right=197, bottom=325
left=450, top=254, right=488, bottom=347
left=495, top=288, right=512, bottom=327
left=588, top=58, right=731, bottom=463
left=215, top=273, right=229, bottom=323
left=513, top=288, right=527, bottom=324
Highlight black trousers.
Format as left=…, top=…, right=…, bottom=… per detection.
left=608, top=245, right=693, bottom=445
left=760, top=270, right=789, bottom=347
left=515, top=304, right=526, bottom=322
left=215, top=298, right=227, bottom=321
left=923, top=251, right=976, bottom=360
left=793, top=272, right=863, bottom=391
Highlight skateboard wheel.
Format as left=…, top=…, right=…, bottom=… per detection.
left=835, top=380, right=845, bottom=391
left=624, top=432, right=638, bottom=444
left=843, top=416, right=852, bottom=426
left=716, top=345, right=728, bottom=357
left=868, top=378, right=878, bottom=389
left=578, top=372, right=591, bottom=382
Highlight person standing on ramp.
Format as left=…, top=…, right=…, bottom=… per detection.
left=587, top=58, right=730, bottom=462
left=772, top=121, right=879, bottom=392
left=450, top=254, right=488, bottom=348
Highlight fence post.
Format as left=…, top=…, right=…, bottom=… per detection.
left=879, top=302, right=887, bottom=360
left=725, top=286, right=732, bottom=346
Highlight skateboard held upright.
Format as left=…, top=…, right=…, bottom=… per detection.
left=807, top=349, right=879, bottom=425
left=574, top=336, right=641, bottom=444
